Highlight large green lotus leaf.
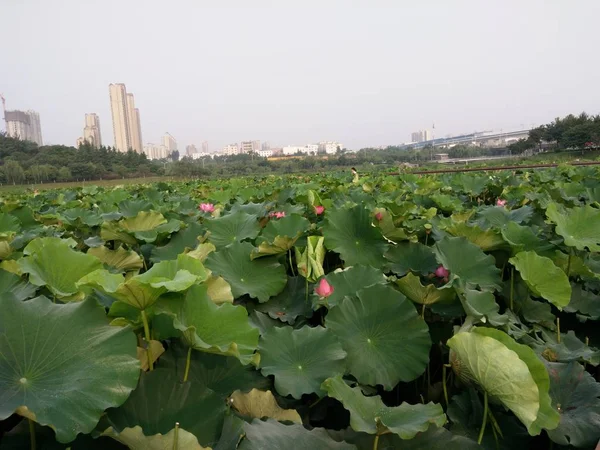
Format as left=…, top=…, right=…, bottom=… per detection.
left=0, top=295, right=140, bottom=443
left=323, top=205, right=389, bottom=268
left=253, top=235, right=297, bottom=258
left=105, top=346, right=268, bottom=448
left=329, top=426, right=480, bottom=450
left=553, top=251, right=599, bottom=282
left=532, top=329, right=600, bottom=367
left=118, top=199, right=153, bottom=217
left=260, top=214, right=310, bottom=243
left=238, top=419, right=357, bottom=450
left=0, top=212, right=21, bottom=238
left=546, top=362, right=600, bottom=448
left=476, top=205, right=533, bottom=228
left=0, top=268, right=37, bottom=300
left=205, top=211, right=260, bottom=248
left=509, top=251, right=571, bottom=309
left=214, top=415, right=246, bottom=450
left=384, top=242, right=438, bottom=276
left=150, top=223, right=204, bottom=263
left=459, top=288, right=508, bottom=326
left=133, top=219, right=181, bottom=243
left=501, top=222, right=555, bottom=254
left=120, top=210, right=167, bottom=232
left=255, top=276, right=314, bottom=324
left=258, top=325, right=346, bottom=398
left=103, top=425, right=209, bottom=450
left=546, top=202, right=600, bottom=251
left=228, top=388, right=302, bottom=423
left=395, top=273, right=455, bottom=305
left=322, top=375, right=446, bottom=438
left=136, top=253, right=209, bottom=291
left=327, top=284, right=431, bottom=389
left=205, top=242, right=287, bottom=302
left=60, top=207, right=103, bottom=227
left=565, top=284, right=600, bottom=318
left=77, top=269, right=165, bottom=310
left=448, top=328, right=559, bottom=435
left=316, top=265, right=387, bottom=309
left=373, top=208, right=412, bottom=242
left=88, top=245, right=144, bottom=272
left=155, top=284, right=259, bottom=365
left=434, top=236, right=502, bottom=291
left=100, top=220, right=138, bottom=245
left=19, top=237, right=103, bottom=298
left=444, top=222, right=506, bottom=251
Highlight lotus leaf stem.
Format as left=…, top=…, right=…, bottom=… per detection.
left=183, top=346, right=192, bottom=382
left=477, top=391, right=488, bottom=445
left=288, top=250, right=295, bottom=276
left=372, top=434, right=379, bottom=450
left=141, top=310, right=154, bottom=371
left=173, top=422, right=180, bottom=450
left=566, top=251, right=572, bottom=278
left=421, top=303, right=426, bottom=319
left=424, top=233, right=428, bottom=246
left=557, top=317, right=561, bottom=344
left=29, top=418, right=36, bottom=450
left=509, top=267, right=514, bottom=311
left=442, top=364, right=449, bottom=406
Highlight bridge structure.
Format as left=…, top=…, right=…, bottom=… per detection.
left=404, top=129, right=531, bottom=150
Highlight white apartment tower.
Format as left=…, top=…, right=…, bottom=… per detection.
left=162, top=133, right=178, bottom=156
left=5, top=110, right=43, bottom=146
left=79, top=113, right=102, bottom=148
left=109, top=83, right=143, bottom=153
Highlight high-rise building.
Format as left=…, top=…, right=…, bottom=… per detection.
left=318, top=141, right=343, bottom=154
left=202, top=141, right=209, bottom=153
left=5, top=110, right=43, bottom=146
left=126, top=94, right=143, bottom=153
left=223, top=144, right=239, bottom=155
left=109, top=83, right=143, bottom=153
left=143, top=143, right=168, bottom=160
left=186, top=144, right=197, bottom=156
left=239, top=141, right=253, bottom=154
left=261, top=141, right=270, bottom=151
left=162, top=133, right=177, bottom=156
left=411, top=130, right=431, bottom=143
left=78, top=113, right=102, bottom=148
left=252, top=140, right=261, bottom=152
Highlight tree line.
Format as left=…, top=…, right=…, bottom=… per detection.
left=508, top=112, right=600, bottom=154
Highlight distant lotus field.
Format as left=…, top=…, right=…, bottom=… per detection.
left=1, top=167, right=600, bottom=449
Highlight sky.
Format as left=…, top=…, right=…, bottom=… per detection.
left=2, top=0, right=600, bottom=151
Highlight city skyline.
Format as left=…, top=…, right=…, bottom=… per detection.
left=3, top=1, right=600, bottom=149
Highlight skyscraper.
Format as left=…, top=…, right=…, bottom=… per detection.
left=80, top=113, right=102, bottom=148
left=202, top=141, right=209, bottom=153
left=162, top=133, right=177, bottom=156
left=126, top=94, right=143, bottom=153
left=5, top=110, right=43, bottom=146
left=109, top=83, right=143, bottom=153
left=186, top=144, right=197, bottom=156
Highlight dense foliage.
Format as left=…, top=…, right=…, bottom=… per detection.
left=1, top=164, right=600, bottom=449
left=509, top=112, right=600, bottom=154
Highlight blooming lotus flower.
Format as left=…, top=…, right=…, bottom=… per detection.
left=314, top=205, right=325, bottom=215
left=199, top=203, right=215, bottom=213
left=375, top=212, right=383, bottom=221
left=315, top=278, right=334, bottom=297
left=496, top=199, right=507, bottom=207
left=435, top=266, right=449, bottom=279
left=269, top=211, right=286, bottom=219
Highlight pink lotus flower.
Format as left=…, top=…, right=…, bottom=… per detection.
left=199, top=203, right=215, bottom=213
left=435, top=266, right=449, bottom=279
left=496, top=199, right=507, bottom=207
left=375, top=212, right=383, bottom=221
left=315, top=278, right=334, bottom=297
left=314, top=205, right=325, bottom=215
left=269, top=211, right=286, bottom=219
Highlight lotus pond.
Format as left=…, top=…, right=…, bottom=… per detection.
left=1, top=166, right=600, bottom=449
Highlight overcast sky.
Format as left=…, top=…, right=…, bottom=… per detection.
left=2, top=0, right=599, bottom=150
